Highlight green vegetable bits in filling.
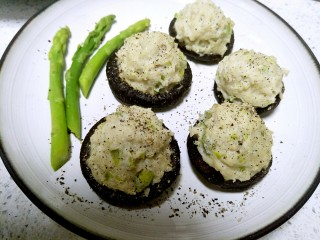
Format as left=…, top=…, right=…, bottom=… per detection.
left=87, top=105, right=173, bottom=195
left=116, top=31, right=187, bottom=95
left=189, top=102, right=273, bottom=182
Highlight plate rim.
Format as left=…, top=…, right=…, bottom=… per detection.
left=1, top=0, right=320, bottom=239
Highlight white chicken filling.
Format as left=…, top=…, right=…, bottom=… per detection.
left=116, top=31, right=187, bottom=95
left=174, top=0, right=234, bottom=56
left=87, top=105, right=173, bottom=195
left=216, top=49, right=288, bottom=108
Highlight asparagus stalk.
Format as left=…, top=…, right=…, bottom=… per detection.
left=65, top=15, right=116, bottom=139
left=48, top=27, right=71, bottom=171
left=79, top=18, right=151, bottom=98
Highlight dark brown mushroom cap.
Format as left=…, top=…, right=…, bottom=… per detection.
left=80, top=117, right=181, bottom=207
left=169, top=18, right=234, bottom=64
left=187, top=133, right=272, bottom=191
left=213, top=82, right=285, bottom=115
left=106, top=53, right=192, bottom=110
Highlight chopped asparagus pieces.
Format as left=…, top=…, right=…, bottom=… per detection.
left=79, top=18, right=151, bottom=98
left=48, top=27, right=71, bottom=171
left=65, top=15, right=116, bottom=139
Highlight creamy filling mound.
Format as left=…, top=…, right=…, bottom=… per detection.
left=87, top=105, right=173, bottom=195
left=174, top=0, right=234, bottom=56
left=116, top=31, right=187, bottom=95
left=216, top=49, right=288, bottom=108
left=190, top=102, right=273, bottom=182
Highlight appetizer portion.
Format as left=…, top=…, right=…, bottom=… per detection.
left=80, top=105, right=180, bottom=206
left=169, top=0, right=235, bottom=63
left=214, top=49, right=288, bottom=114
left=106, top=31, right=192, bottom=109
left=187, top=102, right=273, bottom=190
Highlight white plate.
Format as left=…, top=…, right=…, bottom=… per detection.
left=1, top=0, right=320, bottom=239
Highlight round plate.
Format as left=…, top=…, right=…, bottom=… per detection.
left=1, top=0, right=320, bottom=239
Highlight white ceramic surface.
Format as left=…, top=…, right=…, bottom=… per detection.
left=1, top=0, right=320, bottom=239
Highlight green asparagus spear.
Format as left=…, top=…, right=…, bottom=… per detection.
left=48, top=27, right=71, bottom=171
left=66, top=15, right=116, bottom=139
left=79, top=18, right=151, bottom=98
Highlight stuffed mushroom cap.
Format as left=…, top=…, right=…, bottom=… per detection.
left=107, top=31, right=192, bottom=109
left=188, top=102, right=273, bottom=189
left=169, top=0, right=235, bottom=63
left=80, top=105, right=180, bottom=206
